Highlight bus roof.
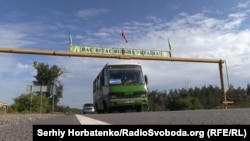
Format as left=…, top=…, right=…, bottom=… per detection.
left=105, top=62, right=141, bottom=66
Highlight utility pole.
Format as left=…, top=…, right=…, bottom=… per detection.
left=35, top=61, right=44, bottom=114
left=50, top=84, right=56, bottom=113
left=26, top=85, right=33, bottom=113
left=40, top=85, right=42, bottom=113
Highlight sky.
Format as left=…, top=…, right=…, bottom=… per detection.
left=1, top=0, right=250, bottom=109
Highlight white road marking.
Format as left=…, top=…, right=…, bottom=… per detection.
left=75, top=114, right=111, bottom=125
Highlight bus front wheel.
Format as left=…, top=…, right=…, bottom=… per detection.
left=135, top=106, right=142, bottom=112
left=103, top=102, right=112, bottom=113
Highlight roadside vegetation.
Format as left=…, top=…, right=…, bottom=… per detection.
left=148, top=83, right=250, bottom=111
left=2, top=61, right=82, bottom=114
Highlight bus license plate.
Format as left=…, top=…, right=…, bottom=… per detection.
left=126, top=100, right=135, bottom=103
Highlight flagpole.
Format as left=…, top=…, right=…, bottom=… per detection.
left=168, top=38, right=173, bottom=63
left=121, top=29, right=128, bottom=57
left=69, top=33, right=73, bottom=47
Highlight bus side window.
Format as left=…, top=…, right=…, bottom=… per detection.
left=104, top=68, right=108, bottom=86
left=100, top=70, right=104, bottom=86
left=97, top=76, right=100, bottom=90
left=93, top=81, right=96, bottom=93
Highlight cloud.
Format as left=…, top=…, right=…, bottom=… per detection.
left=237, top=1, right=250, bottom=8
left=76, top=8, right=109, bottom=20
left=17, top=63, right=29, bottom=69
left=0, top=25, right=34, bottom=47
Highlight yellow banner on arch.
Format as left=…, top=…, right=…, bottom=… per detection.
left=69, top=45, right=171, bottom=58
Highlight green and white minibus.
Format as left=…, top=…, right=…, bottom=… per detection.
left=93, top=62, right=149, bottom=113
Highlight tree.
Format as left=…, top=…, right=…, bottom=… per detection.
left=10, top=93, right=48, bottom=113
left=148, top=90, right=166, bottom=111
left=246, top=83, right=250, bottom=96
left=33, top=61, right=69, bottom=112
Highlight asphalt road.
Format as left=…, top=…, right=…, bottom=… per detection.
left=83, top=108, right=250, bottom=125
left=1, top=108, right=250, bottom=141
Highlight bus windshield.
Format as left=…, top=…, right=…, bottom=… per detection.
left=108, top=65, right=144, bottom=85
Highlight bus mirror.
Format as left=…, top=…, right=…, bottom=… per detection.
left=144, top=75, right=148, bottom=84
